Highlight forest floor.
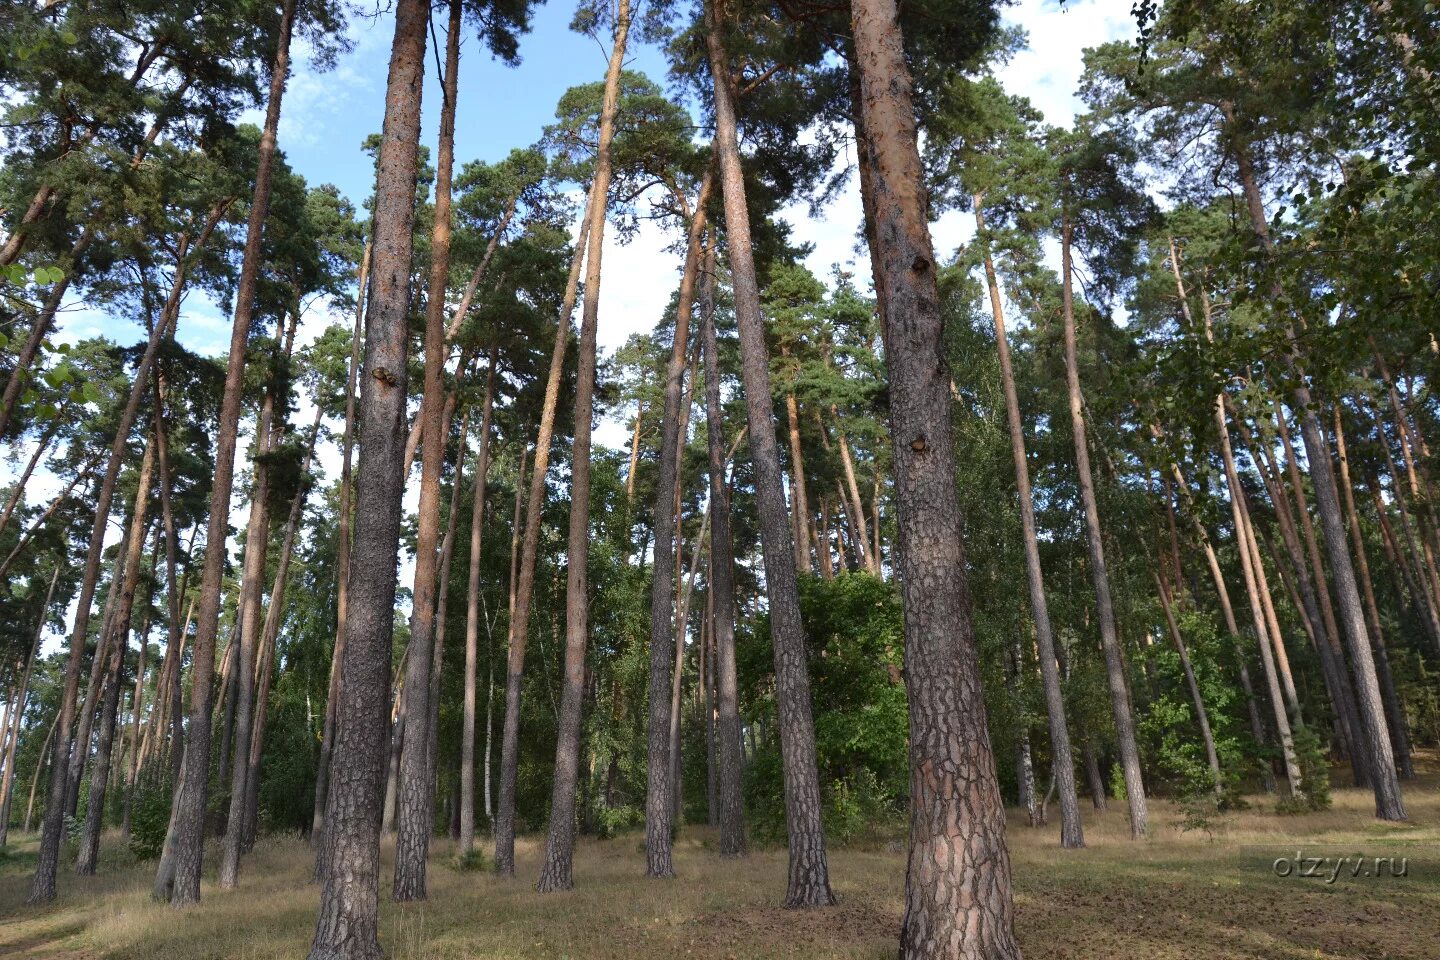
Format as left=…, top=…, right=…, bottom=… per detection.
left=2, top=763, right=1439, bottom=959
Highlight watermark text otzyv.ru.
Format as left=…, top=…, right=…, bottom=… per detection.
left=1271, top=851, right=1409, bottom=883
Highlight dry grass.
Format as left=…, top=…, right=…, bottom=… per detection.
left=2, top=763, right=1438, bottom=959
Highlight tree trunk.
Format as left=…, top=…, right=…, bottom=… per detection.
left=537, top=1, right=633, bottom=890
left=1229, top=122, right=1405, bottom=821
left=390, top=0, right=463, bottom=904
left=459, top=364, right=496, bottom=858
left=1155, top=572, right=1223, bottom=793
left=1332, top=409, right=1413, bottom=779
left=702, top=237, right=746, bottom=857
left=640, top=171, right=714, bottom=879
left=976, top=200, right=1083, bottom=849
left=307, top=0, right=426, bottom=952
left=164, top=0, right=297, bottom=908
left=707, top=0, right=834, bottom=908
left=0, top=566, right=59, bottom=848
left=76, top=433, right=155, bottom=874
left=782, top=376, right=813, bottom=575
left=219, top=299, right=301, bottom=888
left=0, top=420, right=58, bottom=539
left=848, top=0, right=1020, bottom=951
left=313, top=241, right=369, bottom=858
left=493, top=190, right=595, bottom=877
left=32, top=199, right=230, bottom=906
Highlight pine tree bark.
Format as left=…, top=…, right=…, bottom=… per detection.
left=849, top=0, right=1019, bottom=951
left=307, top=0, right=426, bottom=952
left=538, top=1, right=632, bottom=890
left=701, top=236, right=746, bottom=857
left=390, top=0, right=463, bottom=903
left=707, top=0, right=834, bottom=907
left=641, top=172, right=713, bottom=879
left=976, top=200, right=1083, bottom=849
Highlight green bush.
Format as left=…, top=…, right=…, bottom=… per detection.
left=1276, top=725, right=1331, bottom=814
left=128, top=775, right=174, bottom=861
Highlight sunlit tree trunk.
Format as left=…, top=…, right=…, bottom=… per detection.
left=459, top=362, right=496, bottom=858
left=308, top=0, right=427, bottom=952
left=0, top=566, right=56, bottom=847
left=165, top=0, right=299, bottom=907
left=538, top=2, right=633, bottom=890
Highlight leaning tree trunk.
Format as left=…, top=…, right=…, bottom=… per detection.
left=493, top=196, right=595, bottom=877
left=1059, top=218, right=1148, bottom=840
left=165, top=0, right=298, bottom=908
left=1332, top=409, right=1414, bottom=778
left=31, top=200, right=229, bottom=906
left=538, top=1, right=633, bottom=891
left=1229, top=124, right=1405, bottom=821
left=976, top=200, right=1083, bottom=849
left=392, top=0, right=463, bottom=904
left=706, top=0, right=834, bottom=907
left=307, top=0, right=426, bottom=954
left=1155, top=572, right=1223, bottom=793
left=76, top=436, right=156, bottom=874
left=848, top=0, right=1020, bottom=953
left=701, top=236, right=746, bottom=857
left=312, top=241, right=369, bottom=860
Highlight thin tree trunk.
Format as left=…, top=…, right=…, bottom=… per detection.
left=706, top=0, right=834, bottom=907
left=1155, top=572, right=1223, bottom=793
left=848, top=0, right=1019, bottom=950
left=832, top=413, right=876, bottom=574
left=537, top=1, right=632, bottom=891
left=312, top=241, right=369, bottom=855
left=640, top=172, right=714, bottom=880
left=308, top=0, right=427, bottom=951
left=24, top=713, right=57, bottom=834
left=459, top=363, right=496, bottom=857
left=1059, top=219, right=1147, bottom=839
left=0, top=566, right=59, bottom=847
left=782, top=374, right=812, bottom=574
left=0, top=420, right=58, bottom=539
left=976, top=199, right=1083, bottom=849
left=1332, top=409, right=1413, bottom=779
left=219, top=301, right=300, bottom=888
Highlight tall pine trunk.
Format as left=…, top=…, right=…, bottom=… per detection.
left=307, top=0, right=427, bottom=952
left=313, top=241, right=369, bottom=855
left=538, top=0, right=632, bottom=890
left=165, top=0, right=298, bottom=907
left=494, top=192, right=595, bottom=876
left=459, top=363, right=496, bottom=857
left=706, top=0, right=833, bottom=907
left=701, top=237, right=746, bottom=857
left=391, top=0, right=463, bottom=903
left=75, top=436, right=156, bottom=873
left=976, top=200, right=1083, bottom=849
left=848, top=0, right=1019, bottom=952
left=1059, top=219, right=1148, bottom=839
